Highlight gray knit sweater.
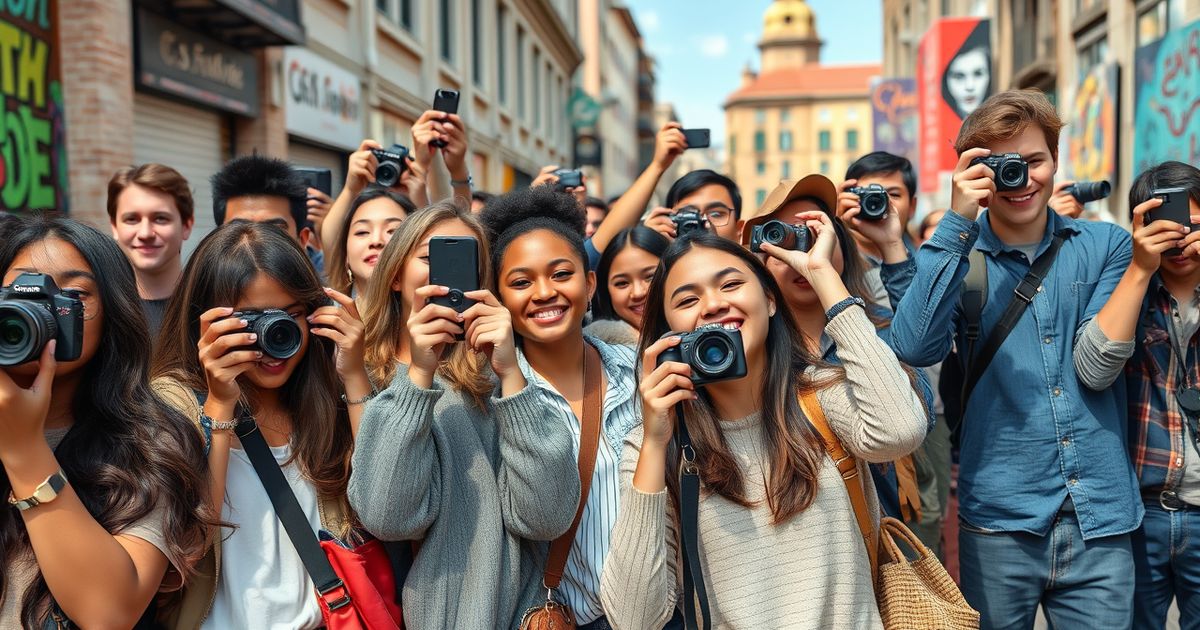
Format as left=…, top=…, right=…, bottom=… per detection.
left=348, top=367, right=581, bottom=630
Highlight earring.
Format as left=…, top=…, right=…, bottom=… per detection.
left=347, top=267, right=354, bottom=284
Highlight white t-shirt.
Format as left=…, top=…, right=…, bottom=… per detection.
left=202, top=443, right=324, bottom=630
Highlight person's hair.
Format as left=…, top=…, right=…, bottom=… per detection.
left=845, top=152, right=917, bottom=199
left=210, top=155, right=308, bottom=234
left=360, top=201, right=494, bottom=405
left=0, top=215, right=210, bottom=626
left=153, top=221, right=352, bottom=501
left=1129, top=161, right=1200, bottom=220
left=327, top=186, right=417, bottom=296
left=592, top=226, right=669, bottom=323
left=666, top=169, right=743, bottom=219
left=478, top=185, right=588, bottom=278
left=585, top=196, right=610, bottom=213
left=106, top=163, right=195, bottom=224
left=954, top=89, right=1064, bottom=160
left=471, top=190, right=494, bottom=205
left=638, top=231, right=841, bottom=524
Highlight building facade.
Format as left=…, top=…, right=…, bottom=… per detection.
left=725, top=0, right=880, bottom=210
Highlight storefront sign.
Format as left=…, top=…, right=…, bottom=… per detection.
left=917, top=18, right=992, bottom=194
left=1134, top=18, right=1200, bottom=174
left=0, top=0, right=68, bottom=212
left=284, top=48, right=363, bottom=150
left=135, top=8, right=259, bottom=116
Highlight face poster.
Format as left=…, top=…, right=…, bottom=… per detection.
left=918, top=18, right=992, bottom=194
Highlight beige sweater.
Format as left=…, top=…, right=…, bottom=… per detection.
left=599, top=307, right=926, bottom=629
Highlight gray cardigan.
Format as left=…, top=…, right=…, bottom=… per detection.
left=348, top=367, right=580, bottom=629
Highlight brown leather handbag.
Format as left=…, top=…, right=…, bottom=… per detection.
left=519, top=343, right=603, bottom=630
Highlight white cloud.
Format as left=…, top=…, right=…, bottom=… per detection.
left=696, top=34, right=729, bottom=58
left=639, top=9, right=660, bottom=33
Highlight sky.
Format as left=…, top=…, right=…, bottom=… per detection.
left=624, top=0, right=883, bottom=149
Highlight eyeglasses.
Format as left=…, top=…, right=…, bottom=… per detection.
left=676, top=204, right=734, bottom=227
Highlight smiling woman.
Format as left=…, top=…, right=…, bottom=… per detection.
left=326, top=186, right=416, bottom=301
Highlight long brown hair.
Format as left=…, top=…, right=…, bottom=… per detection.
left=360, top=201, right=493, bottom=405
left=638, top=232, right=843, bottom=524
left=152, top=222, right=352, bottom=501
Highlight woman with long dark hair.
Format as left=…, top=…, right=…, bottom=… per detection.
left=0, top=215, right=209, bottom=628
left=152, top=221, right=369, bottom=628
left=599, top=225, right=926, bottom=628
left=587, top=225, right=670, bottom=346
left=325, top=186, right=415, bottom=300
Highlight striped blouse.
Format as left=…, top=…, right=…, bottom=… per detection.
left=516, top=336, right=640, bottom=625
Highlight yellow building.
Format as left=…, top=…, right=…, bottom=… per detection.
left=725, top=0, right=880, bottom=209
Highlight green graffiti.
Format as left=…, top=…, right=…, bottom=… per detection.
left=0, top=0, right=50, bottom=30
left=1, top=104, right=53, bottom=209
left=0, top=17, right=48, bottom=107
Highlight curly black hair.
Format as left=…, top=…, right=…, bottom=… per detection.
left=478, top=185, right=588, bottom=277
left=210, top=155, right=308, bottom=234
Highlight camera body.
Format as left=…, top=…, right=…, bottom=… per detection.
left=657, top=324, right=748, bottom=387
left=749, top=220, right=811, bottom=253
left=671, top=210, right=707, bottom=236
left=554, top=169, right=583, bottom=191
left=847, top=183, right=890, bottom=221
left=371, top=144, right=410, bottom=188
left=233, top=309, right=303, bottom=360
left=970, top=152, right=1028, bottom=192
left=0, top=272, right=84, bottom=366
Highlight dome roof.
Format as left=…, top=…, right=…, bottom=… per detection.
left=763, top=0, right=817, bottom=39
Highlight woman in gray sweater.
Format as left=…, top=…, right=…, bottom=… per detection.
left=600, top=222, right=926, bottom=629
left=348, top=202, right=580, bottom=629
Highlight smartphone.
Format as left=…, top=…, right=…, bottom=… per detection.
left=294, top=167, right=332, bottom=198
left=554, top=169, right=583, bottom=192
left=1150, top=187, right=1194, bottom=255
left=681, top=128, right=711, bottom=149
left=429, top=236, right=479, bottom=339
left=431, top=89, right=460, bottom=148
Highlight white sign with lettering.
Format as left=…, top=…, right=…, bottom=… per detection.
left=284, top=48, right=363, bottom=150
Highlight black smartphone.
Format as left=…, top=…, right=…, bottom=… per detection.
left=554, top=168, right=583, bottom=192
left=1150, top=187, right=1194, bottom=255
left=294, top=167, right=332, bottom=198
left=431, top=89, right=460, bottom=148
left=681, top=128, right=711, bottom=149
left=429, top=236, right=479, bottom=339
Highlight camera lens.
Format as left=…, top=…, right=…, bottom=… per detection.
left=253, top=312, right=303, bottom=359
left=764, top=223, right=786, bottom=244
left=1000, top=162, right=1025, bottom=188
left=692, top=332, right=734, bottom=376
left=448, top=291, right=464, bottom=306
left=0, top=302, right=55, bottom=366
left=375, top=161, right=400, bottom=188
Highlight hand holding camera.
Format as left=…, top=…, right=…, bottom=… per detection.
left=653, top=122, right=687, bottom=171
left=371, top=144, right=411, bottom=189
left=308, top=288, right=368, bottom=383
left=346, top=140, right=384, bottom=197
left=638, top=335, right=696, bottom=449
left=0, top=273, right=84, bottom=367
left=838, top=179, right=904, bottom=257
left=0, top=337, right=56, bottom=464
left=197, top=307, right=272, bottom=405
left=670, top=209, right=707, bottom=237
left=642, top=206, right=678, bottom=240
left=1129, top=196, right=1181, bottom=273
left=951, top=148, right=1000, bottom=220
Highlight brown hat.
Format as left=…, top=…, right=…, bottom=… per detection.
left=740, top=174, right=838, bottom=244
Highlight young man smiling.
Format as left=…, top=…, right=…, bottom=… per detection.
left=889, top=89, right=1140, bottom=628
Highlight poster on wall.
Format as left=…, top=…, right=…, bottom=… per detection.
left=871, top=78, right=919, bottom=170
left=1065, top=63, right=1119, bottom=186
left=917, top=17, right=992, bottom=195
left=1133, top=18, right=1200, bottom=175
left=0, top=0, right=68, bottom=213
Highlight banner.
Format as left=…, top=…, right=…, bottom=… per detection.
left=917, top=17, right=992, bottom=194
left=871, top=78, right=919, bottom=168
left=1133, top=18, right=1200, bottom=174
left=0, top=0, right=68, bottom=212
left=284, top=47, right=363, bottom=151
left=1065, top=63, right=1118, bottom=185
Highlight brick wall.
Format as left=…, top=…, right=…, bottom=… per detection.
left=235, top=48, right=289, bottom=159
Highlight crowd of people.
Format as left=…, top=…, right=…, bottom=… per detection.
left=1, top=87, right=1198, bottom=630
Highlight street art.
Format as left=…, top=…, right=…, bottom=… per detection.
left=0, top=0, right=67, bottom=212
left=1134, top=18, right=1200, bottom=174
left=1065, top=63, right=1118, bottom=185
left=871, top=78, right=919, bottom=169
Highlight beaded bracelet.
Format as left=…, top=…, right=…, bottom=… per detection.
left=825, top=296, right=866, bottom=322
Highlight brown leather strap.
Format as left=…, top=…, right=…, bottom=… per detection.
left=799, top=391, right=879, bottom=575
left=896, top=454, right=921, bottom=522
left=543, top=342, right=604, bottom=589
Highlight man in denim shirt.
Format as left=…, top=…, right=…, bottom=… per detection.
left=889, top=90, right=1141, bottom=628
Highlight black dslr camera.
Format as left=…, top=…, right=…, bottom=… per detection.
left=970, top=152, right=1028, bottom=192
left=657, top=324, right=747, bottom=387
left=0, top=273, right=84, bottom=366
left=671, top=210, right=707, bottom=236
left=371, top=144, right=410, bottom=188
left=749, top=220, right=811, bottom=253
left=233, top=309, right=303, bottom=360
left=847, top=183, right=890, bottom=221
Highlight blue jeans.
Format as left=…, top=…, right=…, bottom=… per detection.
left=1133, top=500, right=1200, bottom=630
left=958, top=511, right=1134, bottom=630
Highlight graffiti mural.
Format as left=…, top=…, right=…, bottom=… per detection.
left=1134, top=18, right=1200, bottom=174
left=0, top=0, right=67, bottom=212
left=1065, top=63, right=1118, bottom=185
left=871, top=78, right=919, bottom=169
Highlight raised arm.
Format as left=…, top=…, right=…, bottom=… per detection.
left=320, top=139, right=382, bottom=253
left=590, top=123, right=687, bottom=255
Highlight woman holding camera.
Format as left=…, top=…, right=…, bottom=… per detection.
left=587, top=226, right=671, bottom=346
left=152, top=221, right=370, bottom=629
left=350, top=200, right=580, bottom=629
left=326, top=186, right=415, bottom=302
left=599, top=224, right=926, bottom=628
left=0, top=215, right=209, bottom=628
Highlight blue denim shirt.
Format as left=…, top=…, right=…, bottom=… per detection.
left=889, top=209, right=1142, bottom=539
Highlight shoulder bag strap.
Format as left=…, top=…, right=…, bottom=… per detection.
left=961, top=233, right=1067, bottom=406
left=236, top=419, right=352, bottom=611
left=543, top=342, right=604, bottom=589
left=676, top=405, right=711, bottom=630
left=799, top=391, right=878, bottom=575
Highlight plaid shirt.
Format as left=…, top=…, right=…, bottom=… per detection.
left=1127, top=276, right=1200, bottom=492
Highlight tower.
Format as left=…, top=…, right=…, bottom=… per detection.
left=759, top=0, right=823, bottom=71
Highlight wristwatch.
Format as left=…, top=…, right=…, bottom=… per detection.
left=8, top=470, right=68, bottom=511
left=450, top=174, right=474, bottom=188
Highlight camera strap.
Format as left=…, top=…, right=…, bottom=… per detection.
left=675, top=404, right=711, bottom=630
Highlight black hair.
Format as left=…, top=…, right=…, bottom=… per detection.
left=211, top=155, right=308, bottom=234
left=1129, top=161, right=1200, bottom=220
left=478, top=185, right=589, bottom=280
left=666, top=169, right=743, bottom=219
left=592, top=226, right=670, bottom=322
left=350, top=185, right=418, bottom=217
left=471, top=190, right=495, bottom=205
left=586, top=196, right=611, bottom=213
left=845, top=151, right=918, bottom=198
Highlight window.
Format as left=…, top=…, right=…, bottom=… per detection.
left=440, top=0, right=453, bottom=61
left=497, top=5, right=507, bottom=103
left=1136, top=0, right=1179, bottom=46
left=846, top=130, right=859, bottom=151
left=472, top=0, right=483, bottom=86
left=819, top=160, right=830, bottom=175
left=755, top=109, right=766, bottom=124
left=818, top=108, right=832, bottom=123
left=756, top=189, right=767, bottom=207
left=533, top=48, right=541, bottom=128
left=780, top=108, right=791, bottom=123
left=378, top=0, right=414, bottom=31
left=517, top=26, right=526, bottom=118
left=779, top=130, right=793, bottom=151
left=754, top=131, right=766, bottom=152
left=1076, top=35, right=1108, bottom=78
left=781, top=160, right=791, bottom=179
left=818, top=130, right=831, bottom=152
left=847, top=108, right=859, bottom=122
left=756, top=161, right=766, bottom=175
